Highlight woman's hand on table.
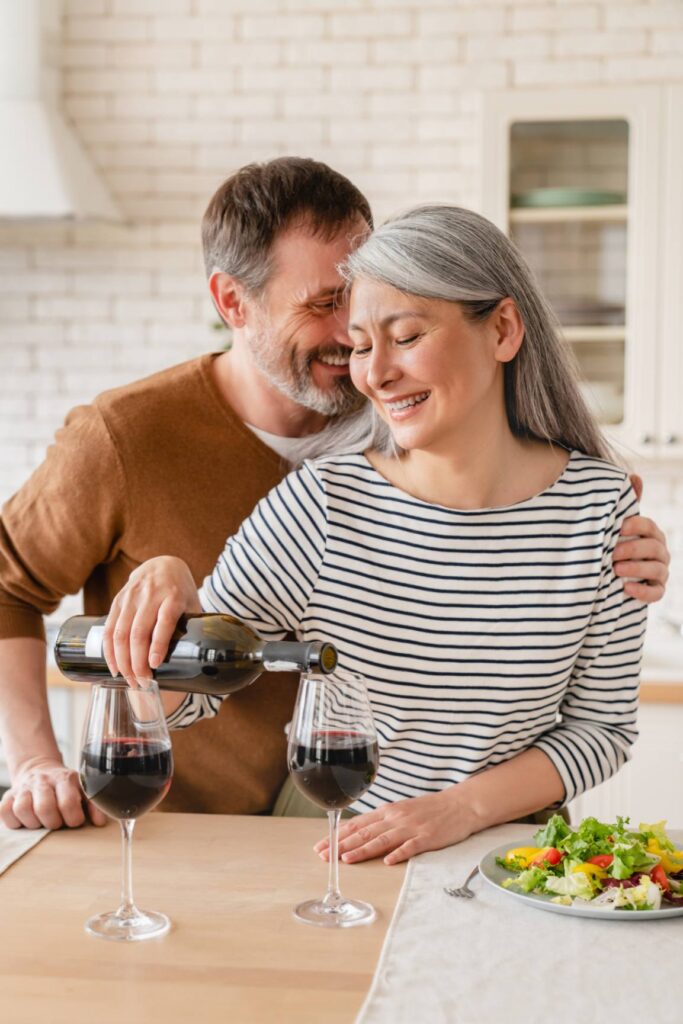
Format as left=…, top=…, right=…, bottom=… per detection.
left=615, top=476, right=670, bottom=604
left=102, top=556, right=201, bottom=687
left=314, top=789, right=475, bottom=866
left=0, top=758, right=107, bottom=830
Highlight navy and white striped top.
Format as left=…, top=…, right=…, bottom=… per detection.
left=168, top=451, right=646, bottom=811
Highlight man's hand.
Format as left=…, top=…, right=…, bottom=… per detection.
left=314, top=789, right=475, bottom=866
left=0, top=758, right=107, bottom=830
left=615, top=474, right=670, bottom=604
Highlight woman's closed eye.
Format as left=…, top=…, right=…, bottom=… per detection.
left=352, top=334, right=421, bottom=358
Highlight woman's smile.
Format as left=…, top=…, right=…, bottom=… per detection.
left=383, top=390, right=432, bottom=420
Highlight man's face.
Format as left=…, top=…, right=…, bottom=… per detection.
left=245, top=219, right=370, bottom=417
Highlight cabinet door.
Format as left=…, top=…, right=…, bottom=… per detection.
left=657, top=85, right=683, bottom=458
left=569, top=703, right=683, bottom=825
left=481, top=87, right=662, bottom=460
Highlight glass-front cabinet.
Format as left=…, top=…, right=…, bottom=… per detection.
left=482, top=87, right=681, bottom=461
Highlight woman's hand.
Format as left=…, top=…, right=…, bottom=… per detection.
left=314, top=789, right=476, bottom=866
left=102, top=556, right=200, bottom=687
left=615, top=475, right=670, bottom=604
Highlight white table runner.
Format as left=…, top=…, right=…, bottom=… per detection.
left=357, top=822, right=683, bottom=1024
left=0, top=825, right=49, bottom=876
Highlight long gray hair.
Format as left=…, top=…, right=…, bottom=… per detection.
left=340, top=204, right=612, bottom=461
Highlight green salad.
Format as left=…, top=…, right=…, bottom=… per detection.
left=497, top=815, right=683, bottom=911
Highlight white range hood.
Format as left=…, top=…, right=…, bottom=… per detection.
left=0, top=0, right=121, bottom=221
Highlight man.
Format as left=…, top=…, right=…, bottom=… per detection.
left=0, top=158, right=670, bottom=830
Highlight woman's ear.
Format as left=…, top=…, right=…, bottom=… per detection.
left=209, top=271, right=249, bottom=329
left=492, top=297, right=525, bottom=364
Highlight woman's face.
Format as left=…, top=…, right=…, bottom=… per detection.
left=348, top=277, right=518, bottom=454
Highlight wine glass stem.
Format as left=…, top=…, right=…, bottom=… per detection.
left=323, top=809, right=343, bottom=910
left=119, top=818, right=137, bottom=916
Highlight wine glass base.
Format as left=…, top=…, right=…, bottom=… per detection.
left=85, top=908, right=171, bottom=942
left=293, top=897, right=376, bottom=928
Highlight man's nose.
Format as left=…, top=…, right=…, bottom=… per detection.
left=330, top=305, right=352, bottom=346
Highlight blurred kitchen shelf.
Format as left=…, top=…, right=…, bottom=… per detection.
left=563, top=326, right=626, bottom=342
left=509, top=204, right=628, bottom=224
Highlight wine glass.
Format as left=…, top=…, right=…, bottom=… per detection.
left=288, top=669, right=379, bottom=928
left=79, top=680, right=174, bottom=941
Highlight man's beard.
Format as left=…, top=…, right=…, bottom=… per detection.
left=248, top=327, right=364, bottom=418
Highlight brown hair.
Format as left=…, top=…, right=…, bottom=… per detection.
left=201, top=157, right=373, bottom=293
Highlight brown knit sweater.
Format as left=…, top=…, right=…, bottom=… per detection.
left=0, top=354, right=300, bottom=814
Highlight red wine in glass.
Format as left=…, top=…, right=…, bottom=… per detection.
left=79, top=680, right=173, bottom=942
left=287, top=670, right=379, bottom=928
left=80, top=738, right=173, bottom=819
left=289, top=730, right=379, bottom=810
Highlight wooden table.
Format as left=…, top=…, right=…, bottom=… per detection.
left=0, top=814, right=405, bottom=1024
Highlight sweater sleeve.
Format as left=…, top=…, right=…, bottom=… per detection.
left=533, top=476, right=647, bottom=803
left=0, top=403, right=127, bottom=641
left=167, top=461, right=327, bottom=730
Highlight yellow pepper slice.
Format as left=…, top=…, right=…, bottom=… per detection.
left=572, top=863, right=608, bottom=880
left=504, top=847, right=542, bottom=869
left=646, top=838, right=682, bottom=874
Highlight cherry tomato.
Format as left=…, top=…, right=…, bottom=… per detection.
left=531, top=847, right=563, bottom=867
left=587, top=854, right=614, bottom=869
left=651, top=864, right=671, bottom=892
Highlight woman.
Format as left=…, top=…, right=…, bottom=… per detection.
left=105, top=205, right=648, bottom=866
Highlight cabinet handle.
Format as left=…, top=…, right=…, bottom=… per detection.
left=664, top=434, right=680, bottom=445
left=641, top=434, right=655, bottom=445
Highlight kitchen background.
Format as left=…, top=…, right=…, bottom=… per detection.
left=1, top=0, right=682, bottom=819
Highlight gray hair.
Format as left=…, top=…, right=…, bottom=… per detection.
left=340, top=204, right=612, bottom=462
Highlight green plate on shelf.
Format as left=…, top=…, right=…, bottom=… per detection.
left=511, top=188, right=627, bottom=208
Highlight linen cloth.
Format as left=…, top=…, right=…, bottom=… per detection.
left=0, top=826, right=49, bottom=877
left=357, top=823, right=683, bottom=1024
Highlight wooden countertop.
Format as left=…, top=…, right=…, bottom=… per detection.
left=0, top=813, right=405, bottom=1024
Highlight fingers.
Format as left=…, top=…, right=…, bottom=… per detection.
left=85, top=799, right=108, bottom=827
left=384, top=837, right=422, bottom=865
left=613, top=537, right=669, bottom=565
left=101, top=594, right=121, bottom=677
left=7, top=787, right=43, bottom=829
left=54, top=773, right=88, bottom=828
left=314, top=811, right=382, bottom=853
left=148, top=596, right=183, bottom=670
left=111, top=600, right=139, bottom=688
left=102, top=557, right=199, bottom=685
left=628, top=473, right=643, bottom=503
left=620, top=515, right=667, bottom=546
left=0, top=769, right=90, bottom=830
left=340, top=827, right=403, bottom=864
left=129, top=602, right=163, bottom=683
left=624, top=581, right=665, bottom=604
left=615, top=558, right=669, bottom=584
left=0, top=790, right=22, bottom=829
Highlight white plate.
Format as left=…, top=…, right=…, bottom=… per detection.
left=479, top=832, right=683, bottom=921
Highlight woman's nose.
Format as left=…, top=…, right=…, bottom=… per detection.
left=366, top=347, right=401, bottom=392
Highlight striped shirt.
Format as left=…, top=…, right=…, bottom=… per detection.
left=168, top=450, right=646, bottom=811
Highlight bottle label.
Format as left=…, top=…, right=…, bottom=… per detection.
left=85, top=625, right=105, bottom=659
left=262, top=658, right=301, bottom=672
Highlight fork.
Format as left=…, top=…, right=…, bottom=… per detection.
left=443, top=865, right=479, bottom=898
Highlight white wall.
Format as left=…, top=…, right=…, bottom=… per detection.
left=1, top=0, right=683, bottom=593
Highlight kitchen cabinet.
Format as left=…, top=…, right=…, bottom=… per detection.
left=481, top=86, right=682, bottom=461
left=569, top=702, right=683, bottom=825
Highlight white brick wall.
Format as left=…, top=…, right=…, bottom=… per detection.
left=1, top=0, right=683, bottom=587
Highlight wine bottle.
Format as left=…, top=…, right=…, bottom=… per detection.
left=54, top=613, right=338, bottom=695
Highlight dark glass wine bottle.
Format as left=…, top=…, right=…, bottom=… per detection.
left=54, top=613, right=338, bottom=695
